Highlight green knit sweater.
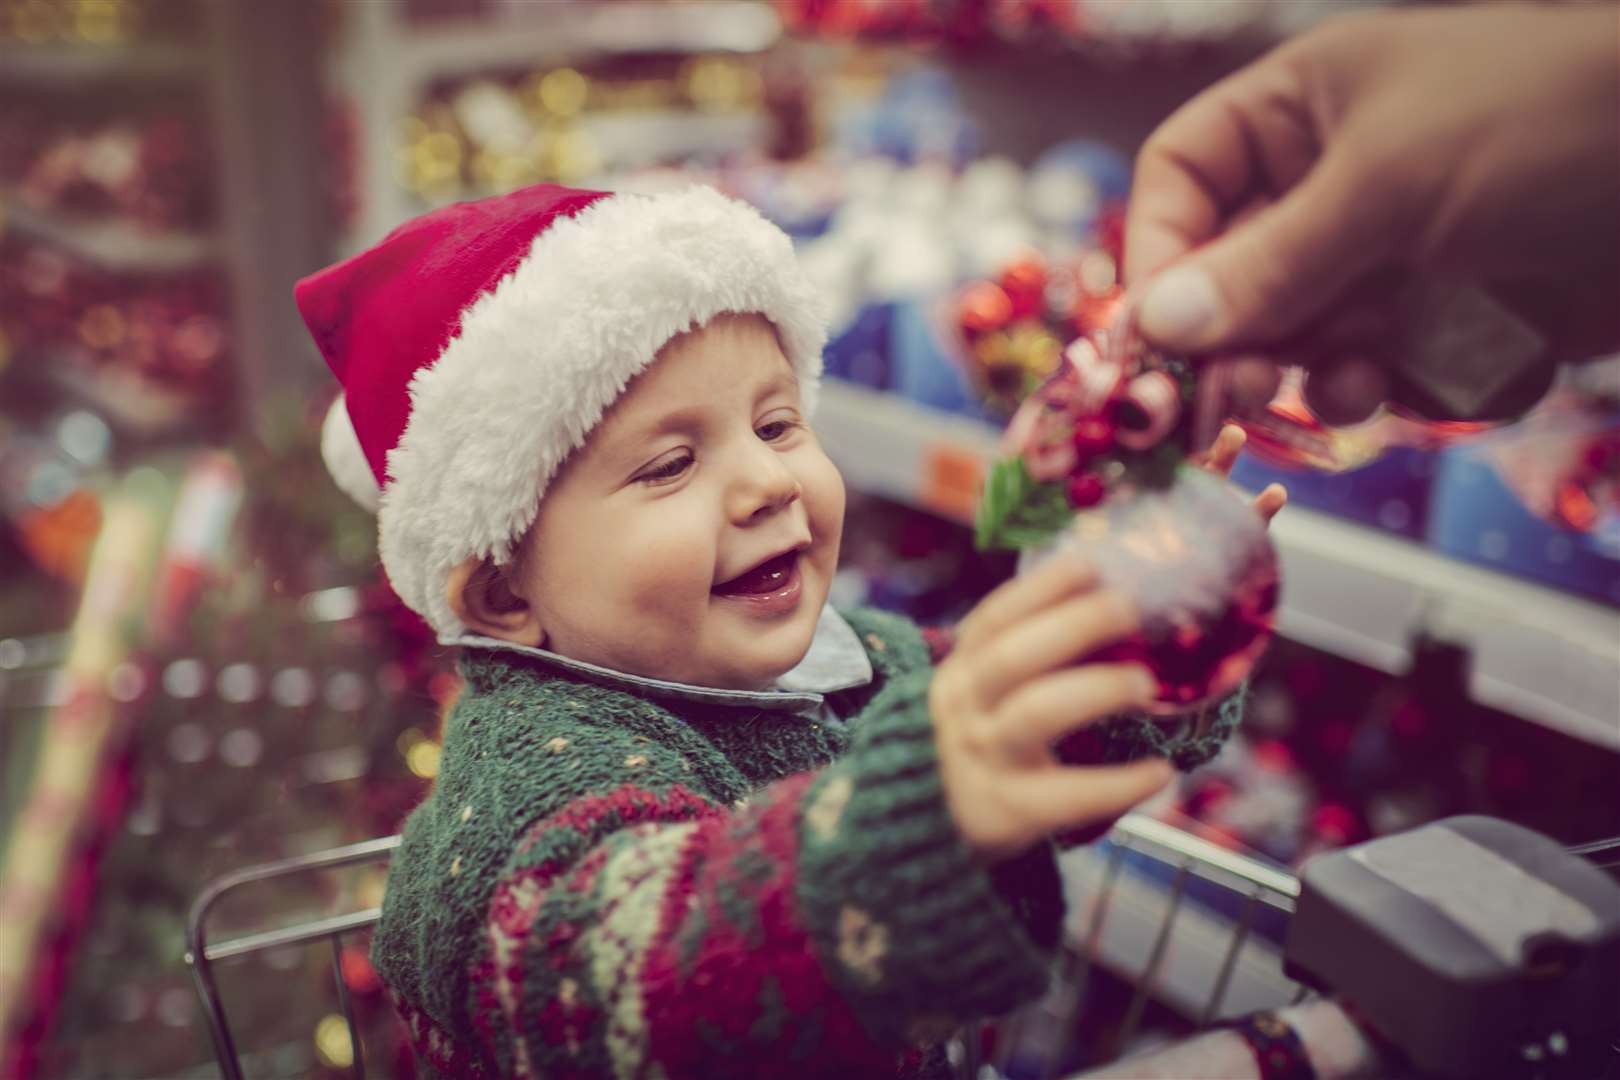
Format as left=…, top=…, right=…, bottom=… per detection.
left=371, top=608, right=1068, bottom=1079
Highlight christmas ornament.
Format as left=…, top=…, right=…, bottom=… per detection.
left=976, top=287, right=1279, bottom=718
left=1026, top=469, right=1277, bottom=711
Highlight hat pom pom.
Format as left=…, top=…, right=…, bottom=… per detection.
left=321, top=395, right=382, bottom=513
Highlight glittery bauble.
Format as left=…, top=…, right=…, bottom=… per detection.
left=1029, top=468, right=1278, bottom=713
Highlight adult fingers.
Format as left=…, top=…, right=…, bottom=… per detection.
left=1125, top=57, right=1319, bottom=285
left=1136, top=144, right=1400, bottom=355
left=1302, top=354, right=1389, bottom=425
left=955, top=553, right=1097, bottom=654
left=969, top=588, right=1140, bottom=706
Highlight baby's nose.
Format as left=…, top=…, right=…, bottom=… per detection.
left=731, top=454, right=801, bottom=523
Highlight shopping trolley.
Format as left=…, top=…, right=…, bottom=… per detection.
left=185, top=814, right=1620, bottom=1080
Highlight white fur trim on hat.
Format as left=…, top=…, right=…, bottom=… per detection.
left=378, top=185, right=828, bottom=637
left=321, top=394, right=383, bottom=513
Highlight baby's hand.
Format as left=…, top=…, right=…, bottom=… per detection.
left=1198, top=423, right=1287, bottom=523
left=930, top=556, right=1174, bottom=864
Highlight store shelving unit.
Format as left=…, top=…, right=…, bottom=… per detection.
left=4, top=198, right=219, bottom=272
left=329, top=0, right=782, bottom=254
left=0, top=40, right=201, bottom=85
left=813, top=378, right=1620, bottom=751
left=0, top=0, right=332, bottom=434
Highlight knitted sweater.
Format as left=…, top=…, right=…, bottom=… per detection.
left=371, top=607, right=1067, bottom=1079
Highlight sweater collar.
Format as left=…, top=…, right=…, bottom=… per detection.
left=443, top=604, right=874, bottom=713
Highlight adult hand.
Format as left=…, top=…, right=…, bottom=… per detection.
left=1125, top=2, right=1620, bottom=425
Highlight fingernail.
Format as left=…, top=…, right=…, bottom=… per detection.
left=1140, top=266, right=1221, bottom=347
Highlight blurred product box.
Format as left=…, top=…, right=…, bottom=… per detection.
left=1426, top=427, right=1620, bottom=607
left=1230, top=447, right=1436, bottom=542
left=822, top=302, right=895, bottom=391
left=888, top=298, right=992, bottom=422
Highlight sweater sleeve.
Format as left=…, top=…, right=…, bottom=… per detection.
left=466, top=671, right=1060, bottom=1079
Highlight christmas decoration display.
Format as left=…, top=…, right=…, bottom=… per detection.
left=779, top=0, right=1342, bottom=55
left=0, top=0, right=201, bottom=46
left=0, top=409, right=109, bottom=585
left=8, top=411, right=447, bottom=1076
left=0, top=111, right=215, bottom=231
left=0, top=465, right=178, bottom=1079
left=776, top=0, right=985, bottom=45
left=0, top=235, right=230, bottom=434
left=976, top=292, right=1279, bottom=715
left=1428, top=389, right=1620, bottom=607
left=1164, top=636, right=1620, bottom=868
left=396, top=55, right=766, bottom=203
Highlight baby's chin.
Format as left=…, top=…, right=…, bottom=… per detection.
left=568, top=615, right=819, bottom=692
left=698, top=610, right=824, bottom=691
left=703, top=637, right=817, bottom=691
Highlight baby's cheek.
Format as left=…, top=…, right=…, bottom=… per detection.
left=802, top=451, right=847, bottom=557
left=620, top=520, right=715, bottom=618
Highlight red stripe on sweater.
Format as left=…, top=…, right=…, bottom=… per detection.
left=391, top=988, right=487, bottom=1077
left=638, top=773, right=900, bottom=1076
left=473, top=783, right=725, bottom=1069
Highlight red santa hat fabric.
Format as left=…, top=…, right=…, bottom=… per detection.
left=295, top=183, right=827, bottom=637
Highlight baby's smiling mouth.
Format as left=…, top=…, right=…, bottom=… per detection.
left=712, top=547, right=804, bottom=596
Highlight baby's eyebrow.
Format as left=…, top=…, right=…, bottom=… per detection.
left=754, top=366, right=800, bottom=403
left=600, top=405, right=705, bottom=465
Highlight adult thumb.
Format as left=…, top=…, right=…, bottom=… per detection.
left=1136, top=148, right=1397, bottom=352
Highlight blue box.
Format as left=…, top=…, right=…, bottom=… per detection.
left=822, top=303, right=895, bottom=391
left=887, top=298, right=995, bottom=422
left=1230, top=446, right=1437, bottom=541
left=1427, top=439, right=1620, bottom=607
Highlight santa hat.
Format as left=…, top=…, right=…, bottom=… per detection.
left=296, top=183, right=827, bottom=638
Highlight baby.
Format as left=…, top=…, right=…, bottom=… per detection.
left=297, top=183, right=1235, bottom=1078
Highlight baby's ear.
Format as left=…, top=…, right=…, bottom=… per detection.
left=445, top=555, right=545, bottom=647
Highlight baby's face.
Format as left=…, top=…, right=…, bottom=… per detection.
left=514, top=313, right=845, bottom=690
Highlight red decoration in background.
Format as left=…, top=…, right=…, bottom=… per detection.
left=776, top=0, right=987, bottom=44
left=340, top=945, right=383, bottom=995
left=0, top=237, right=230, bottom=402
left=997, top=256, right=1046, bottom=320
left=956, top=280, right=1014, bottom=335
left=0, top=112, right=215, bottom=231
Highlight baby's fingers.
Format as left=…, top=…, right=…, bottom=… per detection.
left=956, top=553, right=1097, bottom=654
left=1253, top=482, right=1287, bottom=523
left=972, top=589, right=1141, bottom=705
left=1007, top=760, right=1175, bottom=843
left=996, top=663, right=1159, bottom=754
left=1197, top=423, right=1247, bottom=478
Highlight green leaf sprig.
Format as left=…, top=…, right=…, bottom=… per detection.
left=973, top=457, right=1074, bottom=552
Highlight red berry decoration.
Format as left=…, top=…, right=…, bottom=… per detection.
left=1066, top=472, right=1106, bottom=508
left=1070, top=415, right=1114, bottom=460
left=1033, top=468, right=1279, bottom=713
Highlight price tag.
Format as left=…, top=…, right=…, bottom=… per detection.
left=921, top=442, right=985, bottom=525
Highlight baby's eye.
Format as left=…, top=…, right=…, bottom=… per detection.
left=757, top=417, right=800, bottom=442
left=636, top=452, right=692, bottom=484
